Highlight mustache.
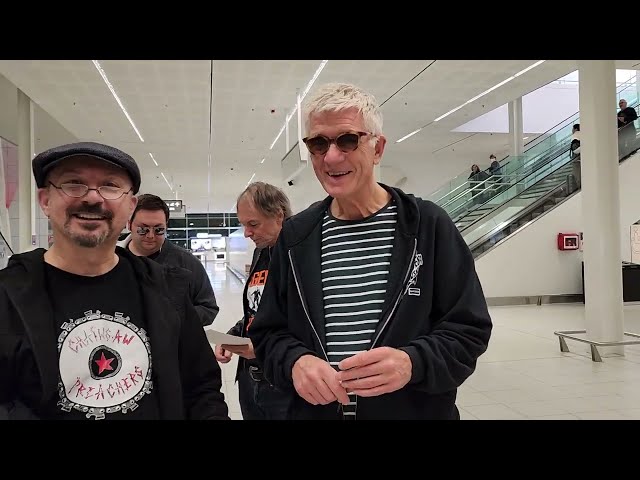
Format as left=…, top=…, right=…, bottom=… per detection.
left=67, top=204, right=114, bottom=220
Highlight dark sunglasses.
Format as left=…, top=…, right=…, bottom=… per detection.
left=302, top=131, right=373, bottom=156
left=136, top=226, right=166, bottom=236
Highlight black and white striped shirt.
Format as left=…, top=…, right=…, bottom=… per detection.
left=321, top=201, right=397, bottom=419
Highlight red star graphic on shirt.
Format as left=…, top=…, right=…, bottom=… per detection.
left=95, top=352, right=115, bottom=375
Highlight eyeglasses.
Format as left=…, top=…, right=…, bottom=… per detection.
left=302, top=131, right=373, bottom=156
left=49, top=182, right=132, bottom=200
left=136, top=226, right=166, bottom=236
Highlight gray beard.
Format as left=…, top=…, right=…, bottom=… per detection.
left=63, top=219, right=112, bottom=248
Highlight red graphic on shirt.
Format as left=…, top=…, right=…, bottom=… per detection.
left=246, top=269, right=268, bottom=332
left=95, top=352, right=115, bottom=374
left=68, top=366, right=145, bottom=400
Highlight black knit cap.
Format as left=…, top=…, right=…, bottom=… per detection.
left=32, top=141, right=141, bottom=194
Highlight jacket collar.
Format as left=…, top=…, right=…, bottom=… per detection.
left=284, top=183, right=420, bottom=351
left=284, top=183, right=420, bottom=247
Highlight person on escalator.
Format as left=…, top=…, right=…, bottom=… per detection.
left=468, top=164, right=490, bottom=206
left=488, top=155, right=501, bottom=176
left=617, top=99, right=638, bottom=158
left=569, top=124, right=581, bottom=192
left=488, top=155, right=506, bottom=196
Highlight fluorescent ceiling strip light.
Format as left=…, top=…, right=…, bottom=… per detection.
left=149, top=152, right=159, bottom=167
left=247, top=173, right=256, bottom=185
left=270, top=60, right=329, bottom=149
left=514, top=60, right=545, bottom=77
left=463, top=77, right=515, bottom=105
left=92, top=60, right=145, bottom=142
left=161, top=172, right=172, bottom=191
left=434, top=60, right=546, bottom=123
left=270, top=124, right=286, bottom=150
left=434, top=104, right=467, bottom=122
left=396, top=128, right=423, bottom=143
left=395, top=60, right=547, bottom=144
left=301, top=60, right=329, bottom=101
left=260, top=157, right=265, bottom=164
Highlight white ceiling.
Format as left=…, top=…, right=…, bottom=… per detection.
left=0, top=59, right=638, bottom=213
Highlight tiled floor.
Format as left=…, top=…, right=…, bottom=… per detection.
left=205, top=262, right=640, bottom=420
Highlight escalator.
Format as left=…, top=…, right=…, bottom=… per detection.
left=0, top=228, right=13, bottom=269
left=430, top=75, right=639, bottom=230
left=465, top=109, right=640, bottom=258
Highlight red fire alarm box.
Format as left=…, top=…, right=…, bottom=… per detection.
left=558, top=233, right=580, bottom=250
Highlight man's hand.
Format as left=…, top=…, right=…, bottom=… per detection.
left=292, top=355, right=350, bottom=406
left=337, top=347, right=412, bottom=397
left=219, top=340, right=256, bottom=360
left=214, top=344, right=233, bottom=363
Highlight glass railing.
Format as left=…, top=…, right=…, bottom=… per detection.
left=464, top=105, right=640, bottom=254
left=429, top=74, right=638, bottom=208
left=446, top=98, right=639, bottom=228
left=441, top=138, right=570, bottom=222
left=0, top=229, right=13, bottom=270
left=462, top=151, right=573, bottom=247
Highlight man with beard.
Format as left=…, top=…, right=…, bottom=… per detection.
left=0, top=142, right=229, bottom=420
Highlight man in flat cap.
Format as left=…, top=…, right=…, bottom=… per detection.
left=0, top=142, right=229, bottom=420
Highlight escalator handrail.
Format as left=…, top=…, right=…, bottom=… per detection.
left=451, top=102, right=640, bottom=226
left=467, top=182, right=567, bottom=255
left=470, top=123, right=640, bottom=259
left=446, top=141, right=572, bottom=221
left=0, top=229, right=13, bottom=255
left=429, top=74, right=638, bottom=202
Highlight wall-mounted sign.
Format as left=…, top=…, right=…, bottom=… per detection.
left=165, top=200, right=183, bottom=212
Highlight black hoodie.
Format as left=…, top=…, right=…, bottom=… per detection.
left=248, top=184, right=492, bottom=420
left=0, top=247, right=229, bottom=420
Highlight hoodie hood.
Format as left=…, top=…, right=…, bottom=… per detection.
left=282, top=183, right=421, bottom=247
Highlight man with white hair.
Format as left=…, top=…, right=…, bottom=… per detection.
left=248, top=83, right=492, bottom=420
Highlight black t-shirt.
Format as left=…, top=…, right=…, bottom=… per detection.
left=243, top=248, right=270, bottom=368
left=126, top=242, right=161, bottom=261
left=41, top=255, right=161, bottom=420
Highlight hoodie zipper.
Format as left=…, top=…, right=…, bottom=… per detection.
left=370, top=238, right=417, bottom=349
left=288, top=249, right=330, bottom=362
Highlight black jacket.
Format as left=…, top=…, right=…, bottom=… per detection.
left=618, top=106, right=638, bottom=129
left=248, top=184, right=492, bottom=420
left=0, top=247, right=229, bottom=420
left=118, top=235, right=220, bottom=326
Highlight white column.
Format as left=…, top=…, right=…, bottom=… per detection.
left=508, top=97, right=524, bottom=157
left=579, top=60, right=624, bottom=356
left=17, top=90, right=34, bottom=253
